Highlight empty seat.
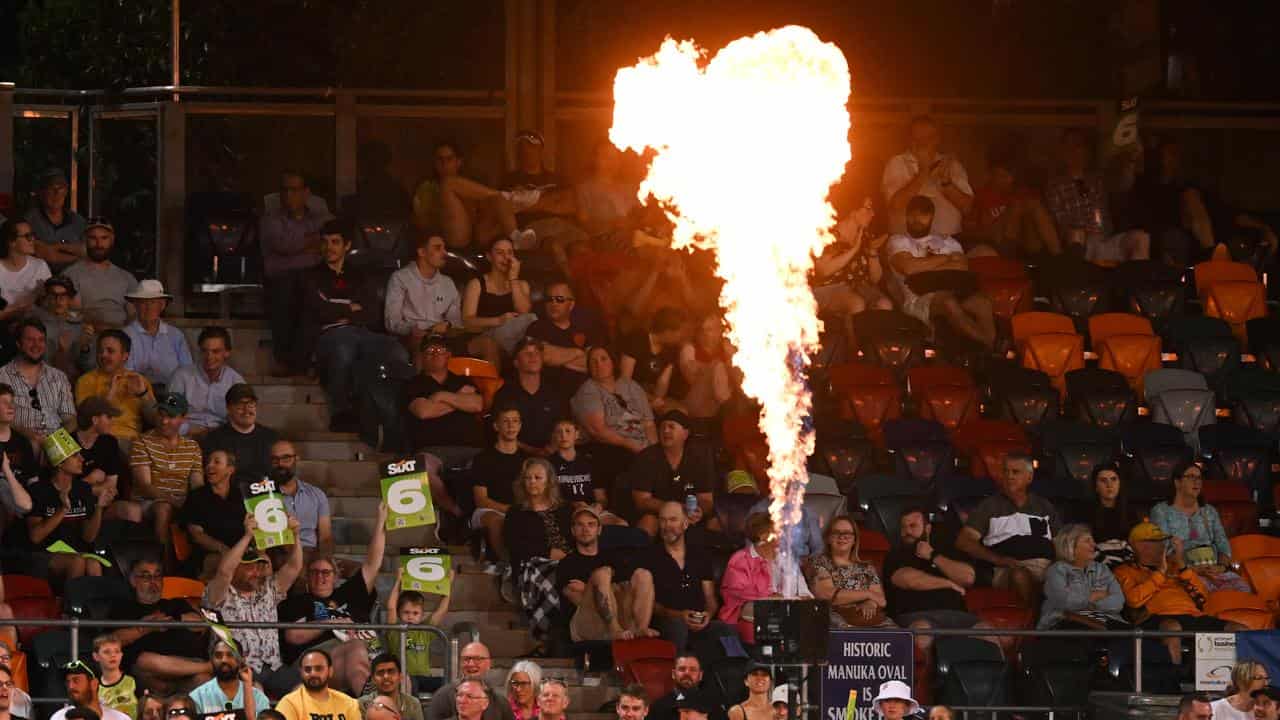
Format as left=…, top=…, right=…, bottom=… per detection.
left=1018, top=638, right=1095, bottom=711
left=1144, top=369, right=1216, bottom=453
left=1195, top=257, right=1259, bottom=299
left=883, top=418, right=955, bottom=488
left=953, top=419, right=1030, bottom=479
left=813, top=419, right=879, bottom=496
left=858, top=526, right=891, bottom=575
left=969, top=256, right=1034, bottom=321
left=161, top=576, right=205, bottom=602
left=1247, top=316, right=1280, bottom=372
left=1244, top=557, right=1280, bottom=604
left=907, top=366, right=980, bottom=433
left=1167, top=315, right=1241, bottom=392
left=1117, top=260, right=1187, bottom=334
left=1199, top=424, right=1274, bottom=505
left=853, top=309, right=930, bottom=374
left=1121, top=422, right=1193, bottom=502
left=829, top=364, right=903, bottom=445
left=1089, top=313, right=1162, bottom=396
left=1065, top=368, right=1138, bottom=430
left=1046, top=260, right=1113, bottom=332
left=1222, top=368, right=1280, bottom=436
left=613, top=638, right=677, bottom=700
left=1204, top=590, right=1274, bottom=630
left=1012, top=312, right=1085, bottom=398
left=934, top=637, right=1011, bottom=708
left=1195, top=258, right=1266, bottom=344
left=1215, top=501, right=1259, bottom=537
left=1231, top=534, right=1280, bottom=564
left=937, top=474, right=998, bottom=515
left=988, top=366, right=1061, bottom=432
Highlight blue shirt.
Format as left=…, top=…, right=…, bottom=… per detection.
left=124, top=320, right=194, bottom=386
left=281, top=477, right=331, bottom=548
left=168, top=363, right=246, bottom=431
left=750, top=498, right=825, bottom=558
left=1038, top=560, right=1125, bottom=629
left=1149, top=501, right=1232, bottom=561
left=189, top=677, right=271, bottom=715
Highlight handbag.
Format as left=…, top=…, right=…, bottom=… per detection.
left=834, top=602, right=888, bottom=627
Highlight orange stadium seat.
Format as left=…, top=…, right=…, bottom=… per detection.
left=1231, top=535, right=1280, bottom=564
left=1011, top=312, right=1084, bottom=398
left=1204, top=281, right=1267, bottom=345
left=969, top=256, right=1034, bottom=320
left=907, top=366, right=980, bottom=433
left=859, top=527, right=891, bottom=576
left=829, top=364, right=902, bottom=445
left=613, top=638, right=676, bottom=700
left=448, top=357, right=505, bottom=409
left=1205, top=591, right=1274, bottom=630
left=953, top=419, right=1030, bottom=479
left=161, top=577, right=206, bottom=604
left=1195, top=258, right=1258, bottom=300
left=1089, top=313, right=1162, bottom=396
left=1243, top=558, right=1280, bottom=605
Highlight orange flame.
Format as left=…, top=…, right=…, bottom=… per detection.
left=611, top=25, right=851, bottom=586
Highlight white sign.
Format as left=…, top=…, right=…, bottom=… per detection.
left=1196, top=633, right=1237, bottom=691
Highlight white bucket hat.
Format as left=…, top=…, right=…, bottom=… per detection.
left=872, top=681, right=920, bottom=716
left=771, top=686, right=792, bottom=705
left=125, top=279, right=173, bottom=301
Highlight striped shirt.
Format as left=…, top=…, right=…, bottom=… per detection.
left=0, top=359, right=76, bottom=435
left=129, top=429, right=202, bottom=503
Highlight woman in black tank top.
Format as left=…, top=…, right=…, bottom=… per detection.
left=463, top=237, right=533, bottom=365
left=727, top=666, right=775, bottom=720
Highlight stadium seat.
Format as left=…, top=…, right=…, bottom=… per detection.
left=1205, top=281, right=1267, bottom=345
left=161, top=577, right=205, bottom=603
left=934, top=636, right=1010, bottom=707
left=858, top=526, right=891, bottom=575
left=1199, top=424, right=1274, bottom=505
left=968, top=256, right=1034, bottom=321
left=803, top=473, right=848, bottom=529
left=624, top=657, right=677, bottom=702
left=9, top=596, right=59, bottom=648
left=1204, top=591, right=1274, bottom=630
left=987, top=366, right=1060, bottom=433
left=1047, top=260, right=1113, bottom=332
left=1195, top=257, right=1258, bottom=298
left=965, top=586, right=1027, bottom=612
left=448, top=357, right=504, bottom=410
left=1247, top=316, right=1280, bottom=372
left=813, top=433, right=879, bottom=496
left=63, top=575, right=132, bottom=620
left=1144, top=369, right=1216, bottom=454
left=1089, top=313, right=1162, bottom=396
left=31, top=629, right=85, bottom=699
left=829, top=364, right=902, bottom=445
left=1121, top=422, right=1193, bottom=502
left=1011, top=312, right=1085, bottom=398
left=1018, top=637, right=1094, bottom=711
left=1065, top=368, right=1138, bottom=430
left=171, top=524, right=193, bottom=562
left=1034, top=420, right=1119, bottom=503
left=883, top=418, right=955, bottom=488
left=1166, top=316, right=1241, bottom=394
left=853, top=310, right=931, bottom=375
left=907, top=366, right=980, bottom=433
left=953, top=419, right=1030, bottom=479
left=1216, top=501, right=1259, bottom=537
left=1110, top=638, right=1179, bottom=694
left=855, top=473, right=929, bottom=544
left=0, top=575, right=53, bottom=600
left=1243, top=557, right=1280, bottom=605
left=709, top=656, right=751, bottom=707
left=1231, top=535, right=1280, bottom=564
left=973, top=604, right=1034, bottom=659
left=1117, top=260, right=1186, bottom=334
left=1222, top=368, right=1280, bottom=436
left=937, top=474, right=998, bottom=516
left=613, top=638, right=676, bottom=696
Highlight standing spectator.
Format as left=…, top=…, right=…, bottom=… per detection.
left=128, top=392, right=203, bottom=546
left=882, top=116, right=973, bottom=237
left=203, top=515, right=304, bottom=699
left=470, top=406, right=528, bottom=567
left=674, top=316, right=734, bottom=429
left=359, top=654, right=425, bottom=720
left=625, top=410, right=716, bottom=535
left=575, top=140, right=641, bottom=245
left=0, top=220, right=51, bottom=323
left=0, top=318, right=76, bottom=444
left=201, top=384, right=279, bottom=483
left=122, top=281, right=193, bottom=391
left=49, top=660, right=130, bottom=720
left=278, top=503, right=388, bottom=695
left=425, top=642, right=514, bottom=720
left=60, top=219, right=138, bottom=329
left=493, top=337, right=570, bottom=457
left=641, top=502, right=735, bottom=661
left=1070, top=463, right=1136, bottom=568
left=1038, top=524, right=1127, bottom=630
left=557, top=506, right=655, bottom=642
left=955, top=453, right=1060, bottom=608
left=504, top=458, right=573, bottom=645
left=384, top=230, right=461, bottom=353
left=1210, top=661, right=1270, bottom=720
left=267, top=440, right=334, bottom=554
left=618, top=307, right=687, bottom=411
left=505, top=661, right=542, bottom=720
left=883, top=507, right=979, bottom=651
left=32, top=276, right=92, bottom=380
left=806, top=516, right=891, bottom=629
left=259, top=171, right=330, bottom=376
left=27, top=431, right=110, bottom=580
left=275, top=650, right=362, bottom=720
left=24, top=169, right=86, bottom=270
left=109, top=552, right=212, bottom=691
left=1044, top=129, right=1150, bottom=263
left=189, top=639, right=268, bottom=716
left=966, top=142, right=1060, bottom=257
left=179, top=449, right=248, bottom=575
left=461, top=237, right=536, bottom=367
left=413, top=140, right=525, bottom=251
left=719, top=514, right=812, bottom=630
left=166, top=327, right=244, bottom=436
left=649, top=655, right=728, bottom=720
left=301, top=219, right=407, bottom=433
left=526, top=281, right=604, bottom=393
left=572, top=346, right=655, bottom=502
left=75, top=329, right=155, bottom=444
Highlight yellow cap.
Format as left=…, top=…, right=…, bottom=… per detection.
left=725, top=470, right=758, bottom=494
left=1128, top=518, right=1170, bottom=545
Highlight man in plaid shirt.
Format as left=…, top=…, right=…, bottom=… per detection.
left=1044, top=129, right=1150, bottom=264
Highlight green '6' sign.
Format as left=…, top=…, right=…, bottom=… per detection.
left=244, top=478, right=294, bottom=548
left=380, top=457, right=436, bottom=530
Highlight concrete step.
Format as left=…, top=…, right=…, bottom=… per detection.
left=293, top=439, right=374, bottom=461
left=299, top=459, right=382, bottom=489
left=441, top=609, right=522, bottom=629
left=471, top=626, right=537, bottom=658
left=254, top=384, right=326, bottom=405
left=257, top=402, right=331, bottom=433
left=329, top=496, right=382, bottom=517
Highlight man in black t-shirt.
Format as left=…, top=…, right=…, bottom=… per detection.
left=641, top=502, right=734, bottom=664
left=469, top=406, right=527, bottom=565
left=492, top=337, right=568, bottom=455
left=201, top=383, right=280, bottom=482
left=648, top=655, right=729, bottom=720
left=278, top=502, right=389, bottom=695
left=403, top=334, right=484, bottom=454
left=72, top=397, right=125, bottom=499
left=617, top=308, right=687, bottom=397
left=557, top=507, right=655, bottom=641
left=524, top=282, right=605, bottom=395
left=624, top=410, right=717, bottom=536
left=882, top=506, right=982, bottom=654
left=0, top=383, right=39, bottom=487
left=108, top=554, right=211, bottom=691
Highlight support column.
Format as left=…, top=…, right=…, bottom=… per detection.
left=159, top=102, right=187, bottom=314
left=539, top=0, right=557, bottom=168
left=505, top=0, right=556, bottom=170
left=335, top=92, right=357, bottom=204
left=0, top=83, right=13, bottom=196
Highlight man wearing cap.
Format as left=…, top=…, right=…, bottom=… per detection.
left=557, top=505, right=656, bottom=641
left=71, top=397, right=125, bottom=506
left=60, top=218, right=139, bottom=329
left=501, top=131, right=578, bottom=241
left=123, top=279, right=193, bottom=391
left=189, top=638, right=269, bottom=716
left=24, top=168, right=87, bottom=270
left=166, top=326, right=245, bottom=436
left=1252, top=687, right=1280, bottom=720
left=26, top=430, right=111, bottom=582
left=384, top=228, right=461, bottom=352
left=624, top=409, right=718, bottom=536
left=129, top=391, right=203, bottom=546
left=33, top=275, right=93, bottom=379
left=1113, top=519, right=1242, bottom=664
left=202, top=383, right=280, bottom=482
left=49, top=659, right=130, bottom=720
left=770, top=686, right=790, bottom=720
left=205, top=513, right=305, bottom=698
left=674, top=689, right=718, bottom=720
left=493, top=336, right=569, bottom=457
left=75, top=329, right=155, bottom=444
left=0, top=317, right=77, bottom=445
left=871, top=681, right=920, bottom=720
left=260, top=171, right=332, bottom=376
left=649, top=655, right=727, bottom=720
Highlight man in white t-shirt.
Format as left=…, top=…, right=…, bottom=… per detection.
left=49, top=659, right=131, bottom=720
left=883, top=116, right=974, bottom=237
left=886, top=196, right=995, bottom=349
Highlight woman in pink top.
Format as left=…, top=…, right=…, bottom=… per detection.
left=719, top=513, right=811, bottom=639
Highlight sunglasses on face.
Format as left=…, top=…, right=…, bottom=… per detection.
left=167, top=709, right=194, bottom=718
left=546, top=295, right=574, bottom=304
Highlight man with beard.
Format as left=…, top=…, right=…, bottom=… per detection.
left=649, top=656, right=727, bottom=720
left=49, top=660, right=130, bottom=720
left=60, top=220, right=138, bottom=329
left=276, top=649, right=361, bottom=720
left=0, top=318, right=76, bottom=444
left=204, top=514, right=305, bottom=698
left=882, top=506, right=981, bottom=655
left=359, top=654, right=424, bottom=720
left=885, top=196, right=996, bottom=349
left=640, top=502, right=734, bottom=662
left=108, top=553, right=212, bottom=692
left=189, top=639, right=269, bottom=715
left=557, top=507, right=656, bottom=641
left=266, top=440, right=333, bottom=555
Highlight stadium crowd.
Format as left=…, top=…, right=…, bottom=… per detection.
left=0, top=116, right=1278, bottom=720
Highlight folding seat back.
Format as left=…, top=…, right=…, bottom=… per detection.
left=1088, top=313, right=1162, bottom=395
left=989, top=366, right=1060, bottom=432
left=853, top=310, right=930, bottom=374
left=1065, top=368, right=1138, bottom=429
left=979, top=276, right=1034, bottom=321
left=884, top=418, right=954, bottom=488
left=1223, top=368, right=1280, bottom=436
left=1118, top=260, right=1187, bottom=333
left=613, top=639, right=677, bottom=699
left=1194, top=258, right=1258, bottom=300
left=1012, top=311, right=1077, bottom=340
left=1204, top=591, right=1274, bottom=631
left=934, top=637, right=1010, bottom=708
left=1016, top=333, right=1085, bottom=399
left=1247, top=316, right=1280, bottom=372
left=1089, top=313, right=1157, bottom=346
left=858, top=526, right=891, bottom=575
left=968, top=256, right=1028, bottom=281
left=1204, top=281, right=1267, bottom=344
left=1121, top=422, right=1193, bottom=502
left=975, top=605, right=1035, bottom=658
left=1148, top=387, right=1216, bottom=454
left=954, top=419, right=1030, bottom=479
left=448, top=357, right=504, bottom=409
left=1, top=574, right=53, bottom=599
left=937, top=474, right=998, bottom=515
left=1232, top=534, right=1280, bottom=564
left=1018, top=638, right=1094, bottom=710
left=1199, top=424, right=1274, bottom=505
left=1051, top=284, right=1110, bottom=332
left=1245, top=557, right=1280, bottom=604
left=908, top=366, right=980, bottom=432
left=828, top=363, right=903, bottom=443
left=1037, top=420, right=1119, bottom=498
left=1215, top=501, right=1259, bottom=537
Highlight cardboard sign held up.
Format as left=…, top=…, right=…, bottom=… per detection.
left=381, top=457, right=436, bottom=530
left=401, top=547, right=452, bottom=596
left=244, top=478, right=294, bottom=549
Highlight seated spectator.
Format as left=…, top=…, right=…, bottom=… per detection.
left=32, top=276, right=93, bottom=380
left=572, top=346, right=655, bottom=501
left=575, top=140, right=642, bottom=253
left=1070, top=463, right=1137, bottom=568
left=726, top=663, right=774, bottom=720
left=534, top=680, right=570, bottom=720
left=166, top=327, right=244, bottom=437
left=51, top=659, right=130, bottom=720
left=0, top=422, right=34, bottom=587
left=75, top=329, right=156, bottom=444
left=882, top=116, right=973, bottom=237
left=471, top=406, right=528, bottom=565
left=493, top=337, right=570, bottom=457
left=1039, top=523, right=1127, bottom=630
left=966, top=141, right=1060, bottom=256
left=203, top=515, right=304, bottom=699
left=0, top=318, right=76, bottom=444
left=885, top=196, right=996, bottom=349
left=189, top=638, right=268, bottom=716
left=165, top=696, right=198, bottom=719
left=649, top=656, right=728, bottom=720
left=461, top=237, right=536, bottom=367
left=871, top=682, right=921, bottom=720
left=278, top=503, right=388, bottom=695
left=1044, top=129, right=1150, bottom=263
left=610, top=250, right=711, bottom=339
left=60, top=219, right=138, bottom=329
left=1150, top=460, right=1248, bottom=593
left=813, top=198, right=893, bottom=344
left=179, top=449, right=248, bottom=575
left=1210, top=661, right=1270, bottom=720
left=140, top=691, right=164, bottom=720
left=24, top=169, right=86, bottom=270
left=384, top=229, right=461, bottom=353
left=625, top=410, right=716, bottom=536
left=0, top=660, right=31, bottom=720
left=425, top=641, right=513, bottom=720
left=720, top=513, right=812, bottom=629
left=70, top=397, right=124, bottom=509
left=548, top=418, right=622, bottom=524
left=301, top=219, right=407, bottom=432
left=386, top=578, right=452, bottom=694
left=1114, top=520, right=1243, bottom=664
left=557, top=506, right=655, bottom=642
left=505, top=660, right=542, bottom=720
left=0, top=383, right=39, bottom=488
left=806, top=515, right=892, bottom=629
left=954, top=453, right=1059, bottom=607
left=748, top=489, right=822, bottom=559
left=275, top=649, right=362, bottom=720
left=109, top=551, right=212, bottom=692
left=502, top=130, right=581, bottom=253
left=93, top=634, right=137, bottom=720
left=526, top=281, right=604, bottom=393
left=618, top=307, right=687, bottom=410
left=413, top=140, right=526, bottom=251
left=641, top=501, right=735, bottom=661
left=128, top=392, right=203, bottom=547
left=122, top=280, right=192, bottom=391
left=883, top=507, right=978, bottom=650
left=259, top=171, right=330, bottom=376
left=268, top=440, right=334, bottom=555
left=403, top=333, right=484, bottom=462
left=27, top=431, right=110, bottom=581
left=201, top=383, right=279, bottom=483
left=0, top=219, right=52, bottom=324
left=359, top=654, right=424, bottom=720
left=1131, top=137, right=1218, bottom=262
left=674, top=316, right=734, bottom=429
left=504, top=458, right=574, bottom=645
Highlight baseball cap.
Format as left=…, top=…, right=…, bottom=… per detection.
left=571, top=505, right=601, bottom=522
left=420, top=333, right=450, bottom=352
left=771, top=686, right=792, bottom=706
left=745, top=661, right=771, bottom=676
left=240, top=548, right=269, bottom=565
left=725, top=470, right=758, bottom=495
left=76, top=396, right=121, bottom=429
left=156, top=391, right=190, bottom=417
left=84, top=217, right=115, bottom=234
left=658, top=409, right=692, bottom=430
left=38, top=168, right=69, bottom=189
left=44, top=276, right=77, bottom=297
left=674, top=690, right=714, bottom=715
left=1253, top=686, right=1280, bottom=703
left=225, top=383, right=258, bottom=405
left=1128, top=519, right=1171, bottom=545
left=515, top=130, right=544, bottom=146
